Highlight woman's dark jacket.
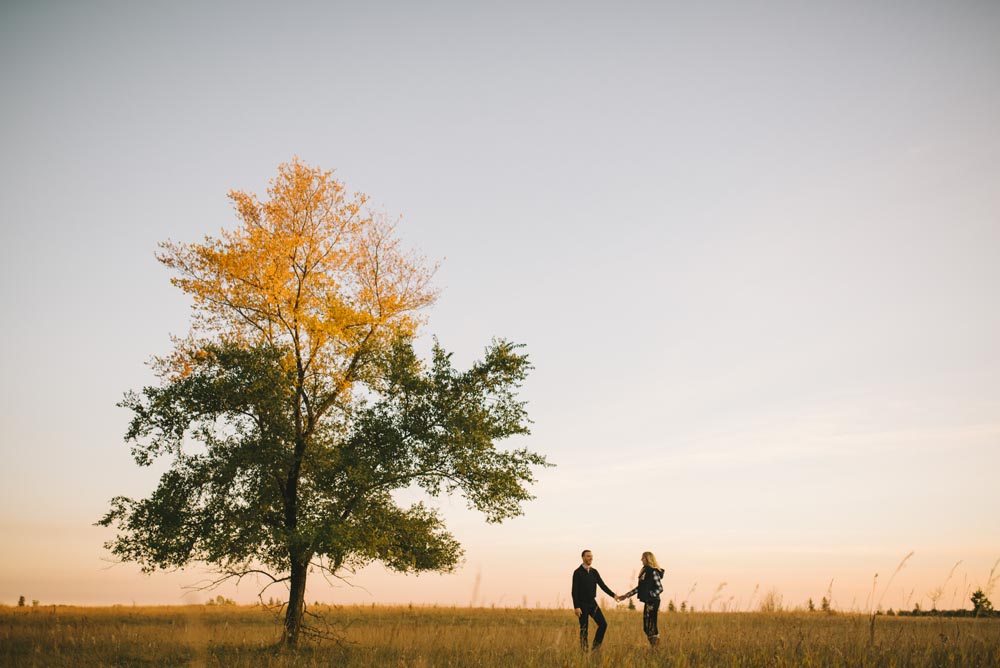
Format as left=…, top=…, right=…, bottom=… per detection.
left=623, top=566, right=664, bottom=603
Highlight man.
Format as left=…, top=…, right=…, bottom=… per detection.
left=572, top=549, right=617, bottom=652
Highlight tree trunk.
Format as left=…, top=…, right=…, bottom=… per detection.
left=282, top=559, right=308, bottom=646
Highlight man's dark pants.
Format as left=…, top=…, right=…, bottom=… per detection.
left=578, top=604, right=608, bottom=651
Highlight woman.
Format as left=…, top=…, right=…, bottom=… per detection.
left=616, top=551, right=664, bottom=647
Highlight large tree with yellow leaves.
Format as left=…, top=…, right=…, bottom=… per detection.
left=99, top=160, right=548, bottom=644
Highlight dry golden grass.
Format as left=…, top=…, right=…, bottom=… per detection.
left=2, top=604, right=998, bottom=667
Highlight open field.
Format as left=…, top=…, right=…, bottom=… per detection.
left=2, top=605, right=998, bottom=667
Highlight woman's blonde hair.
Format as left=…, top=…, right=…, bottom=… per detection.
left=642, top=551, right=660, bottom=569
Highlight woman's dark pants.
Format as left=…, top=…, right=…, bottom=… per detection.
left=643, top=599, right=660, bottom=645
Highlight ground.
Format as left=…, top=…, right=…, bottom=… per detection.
left=2, top=604, right=998, bottom=667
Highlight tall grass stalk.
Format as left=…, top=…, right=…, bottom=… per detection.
left=870, top=551, right=915, bottom=645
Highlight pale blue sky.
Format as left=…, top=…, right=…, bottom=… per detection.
left=1, top=0, right=998, bottom=609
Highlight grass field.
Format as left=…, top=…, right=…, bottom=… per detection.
left=2, top=604, right=998, bottom=667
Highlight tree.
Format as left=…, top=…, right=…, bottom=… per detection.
left=807, top=597, right=815, bottom=612
left=98, top=160, right=549, bottom=645
left=17, top=596, right=25, bottom=607
left=971, top=589, right=994, bottom=617
left=820, top=596, right=831, bottom=613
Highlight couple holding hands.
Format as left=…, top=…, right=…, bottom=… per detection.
left=571, top=549, right=664, bottom=651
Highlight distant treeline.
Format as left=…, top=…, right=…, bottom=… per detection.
left=884, top=609, right=994, bottom=618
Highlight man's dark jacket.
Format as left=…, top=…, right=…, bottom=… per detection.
left=572, top=565, right=616, bottom=610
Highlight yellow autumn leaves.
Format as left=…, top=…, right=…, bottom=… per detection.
left=156, top=158, right=436, bottom=397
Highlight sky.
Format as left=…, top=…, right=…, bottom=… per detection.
left=1, top=0, right=998, bottom=612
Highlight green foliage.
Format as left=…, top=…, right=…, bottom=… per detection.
left=971, top=589, right=993, bottom=617
left=98, top=337, right=548, bottom=599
